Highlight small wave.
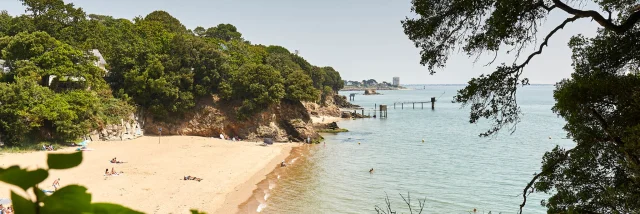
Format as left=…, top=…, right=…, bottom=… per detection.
left=264, top=192, right=270, bottom=201
left=256, top=203, right=267, bottom=212
left=290, top=157, right=299, bottom=164
left=269, top=181, right=276, bottom=190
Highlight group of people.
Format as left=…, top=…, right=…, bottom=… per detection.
left=0, top=204, right=13, bottom=214
left=219, top=134, right=242, bottom=142
left=42, top=144, right=54, bottom=151
left=104, top=167, right=121, bottom=176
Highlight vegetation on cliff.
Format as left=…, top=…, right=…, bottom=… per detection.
left=0, top=0, right=344, bottom=146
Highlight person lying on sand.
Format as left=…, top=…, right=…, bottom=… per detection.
left=183, top=176, right=203, bottom=182
left=110, top=157, right=125, bottom=164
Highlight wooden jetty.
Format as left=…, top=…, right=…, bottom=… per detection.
left=341, top=105, right=388, bottom=118
left=393, top=97, right=437, bottom=110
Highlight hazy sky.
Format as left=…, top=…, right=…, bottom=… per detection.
left=3, top=0, right=602, bottom=84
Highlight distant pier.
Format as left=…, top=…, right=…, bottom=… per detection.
left=393, top=97, right=437, bottom=110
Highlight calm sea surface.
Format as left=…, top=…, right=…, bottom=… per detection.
left=261, top=85, right=574, bottom=214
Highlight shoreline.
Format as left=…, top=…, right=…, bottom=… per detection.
left=215, top=143, right=296, bottom=214
left=235, top=115, right=342, bottom=213
left=0, top=136, right=296, bottom=213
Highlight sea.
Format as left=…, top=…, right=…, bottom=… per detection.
left=249, top=85, right=574, bottom=214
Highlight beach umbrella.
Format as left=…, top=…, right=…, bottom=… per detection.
left=264, top=138, right=274, bottom=145
left=0, top=198, right=11, bottom=204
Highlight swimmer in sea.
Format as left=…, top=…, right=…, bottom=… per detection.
left=369, top=168, right=374, bottom=174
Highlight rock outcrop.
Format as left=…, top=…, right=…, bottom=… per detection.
left=90, top=113, right=144, bottom=141
left=364, top=89, right=379, bottom=95
left=142, top=96, right=321, bottom=142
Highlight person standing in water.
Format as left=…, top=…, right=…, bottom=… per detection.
left=369, top=168, right=374, bottom=174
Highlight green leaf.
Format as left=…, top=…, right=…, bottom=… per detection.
left=92, top=203, right=144, bottom=214
left=11, top=191, right=36, bottom=214
left=0, top=166, right=48, bottom=190
left=47, top=152, right=83, bottom=169
left=41, top=185, right=92, bottom=213
left=34, top=187, right=48, bottom=201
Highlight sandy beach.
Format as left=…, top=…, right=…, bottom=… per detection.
left=0, top=136, right=295, bottom=214
left=310, top=115, right=343, bottom=124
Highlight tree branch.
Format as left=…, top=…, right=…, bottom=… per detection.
left=589, top=108, right=640, bottom=167
left=536, top=0, right=556, bottom=12
left=552, top=0, right=640, bottom=33
left=519, top=147, right=573, bottom=214
left=510, top=15, right=581, bottom=74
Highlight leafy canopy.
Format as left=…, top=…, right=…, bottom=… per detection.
left=404, top=0, right=640, bottom=213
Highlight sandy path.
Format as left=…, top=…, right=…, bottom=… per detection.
left=0, top=136, right=295, bottom=214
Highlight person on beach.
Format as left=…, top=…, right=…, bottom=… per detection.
left=110, top=167, right=119, bottom=175
left=281, top=161, right=287, bottom=167
left=184, top=176, right=203, bottom=182
left=110, top=157, right=125, bottom=164
left=52, top=178, right=60, bottom=190
left=105, top=168, right=110, bottom=176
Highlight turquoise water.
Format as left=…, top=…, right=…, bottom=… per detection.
left=261, top=85, right=574, bottom=213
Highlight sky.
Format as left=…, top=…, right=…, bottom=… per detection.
left=2, top=0, right=603, bottom=84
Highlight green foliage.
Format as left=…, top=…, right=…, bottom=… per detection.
left=230, top=63, right=285, bottom=118
left=0, top=166, right=48, bottom=190
left=284, top=70, right=319, bottom=102
left=92, top=203, right=144, bottom=214
left=404, top=0, right=640, bottom=212
left=47, top=152, right=82, bottom=169
left=0, top=152, right=146, bottom=213
left=266, top=45, right=290, bottom=55
left=144, top=10, right=188, bottom=34
left=204, top=23, right=242, bottom=41
left=1, top=0, right=344, bottom=140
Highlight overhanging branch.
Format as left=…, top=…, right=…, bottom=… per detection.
left=552, top=0, right=640, bottom=33
left=518, top=147, right=574, bottom=214
left=510, top=15, right=581, bottom=74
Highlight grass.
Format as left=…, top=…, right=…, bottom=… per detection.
left=317, top=128, right=349, bottom=133
left=0, top=141, right=79, bottom=154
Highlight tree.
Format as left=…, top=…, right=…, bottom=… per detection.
left=20, top=0, right=89, bottom=46
left=230, top=63, right=285, bottom=118
left=266, top=52, right=302, bottom=78
left=266, top=45, right=290, bottom=55
left=205, top=23, right=242, bottom=41
left=144, top=10, right=188, bottom=34
left=0, top=10, right=12, bottom=37
left=193, top=26, right=206, bottom=37
left=284, top=70, right=319, bottom=102
left=403, top=0, right=640, bottom=213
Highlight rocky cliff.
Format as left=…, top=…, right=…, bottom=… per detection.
left=140, top=96, right=326, bottom=142
left=89, top=113, right=144, bottom=141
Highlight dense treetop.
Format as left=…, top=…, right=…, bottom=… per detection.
left=404, top=0, right=640, bottom=213
left=0, top=0, right=344, bottom=146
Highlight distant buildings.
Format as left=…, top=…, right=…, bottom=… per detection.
left=90, top=49, right=108, bottom=74
left=0, top=59, right=9, bottom=74
left=392, top=77, right=400, bottom=87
